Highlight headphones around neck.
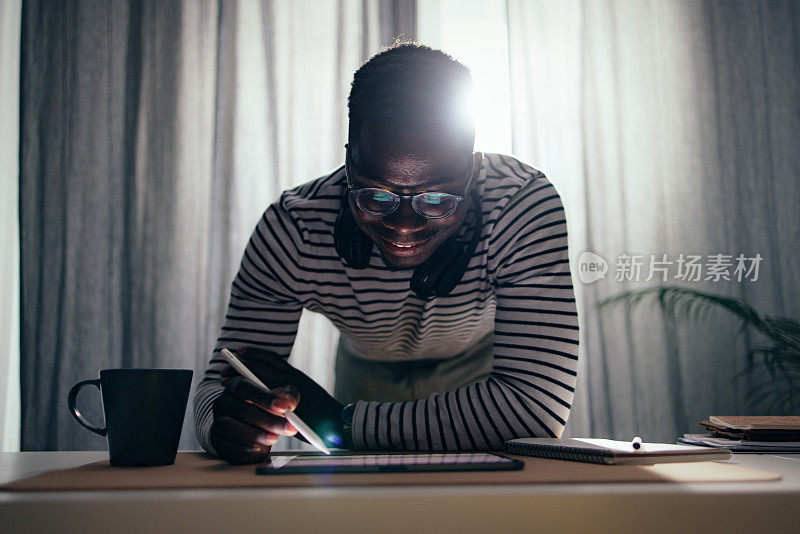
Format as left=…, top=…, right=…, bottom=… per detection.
left=333, top=185, right=483, bottom=299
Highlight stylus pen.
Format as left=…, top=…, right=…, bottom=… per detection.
left=220, top=348, right=331, bottom=455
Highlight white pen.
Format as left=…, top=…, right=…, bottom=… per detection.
left=220, top=348, right=331, bottom=455
left=631, top=436, right=643, bottom=451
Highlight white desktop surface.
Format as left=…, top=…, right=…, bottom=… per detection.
left=1, top=451, right=799, bottom=534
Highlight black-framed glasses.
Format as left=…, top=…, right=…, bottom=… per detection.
left=345, top=149, right=475, bottom=220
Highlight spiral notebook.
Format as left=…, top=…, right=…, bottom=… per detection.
left=505, top=438, right=732, bottom=465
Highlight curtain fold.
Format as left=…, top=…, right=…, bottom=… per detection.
left=507, top=0, right=800, bottom=442
left=20, top=0, right=415, bottom=451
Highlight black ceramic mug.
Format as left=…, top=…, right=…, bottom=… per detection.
left=68, top=369, right=193, bottom=467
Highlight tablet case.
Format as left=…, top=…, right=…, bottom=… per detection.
left=255, top=452, right=524, bottom=474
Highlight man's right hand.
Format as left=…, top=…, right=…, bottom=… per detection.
left=210, top=377, right=300, bottom=465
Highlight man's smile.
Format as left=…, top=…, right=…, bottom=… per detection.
left=378, top=235, right=433, bottom=257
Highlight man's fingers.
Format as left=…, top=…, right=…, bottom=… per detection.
left=226, top=376, right=277, bottom=410
left=271, top=385, right=301, bottom=411
left=211, top=427, right=274, bottom=465
left=212, top=416, right=280, bottom=448
left=225, top=376, right=300, bottom=413
left=213, top=393, right=297, bottom=436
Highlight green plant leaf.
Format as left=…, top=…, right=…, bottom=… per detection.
left=599, top=285, right=800, bottom=412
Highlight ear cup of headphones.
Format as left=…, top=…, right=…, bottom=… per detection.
left=410, top=191, right=483, bottom=299
left=433, top=243, right=475, bottom=297
left=410, top=239, right=461, bottom=298
left=334, top=202, right=372, bottom=269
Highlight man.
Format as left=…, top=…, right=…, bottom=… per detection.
left=194, top=43, right=579, bottom=464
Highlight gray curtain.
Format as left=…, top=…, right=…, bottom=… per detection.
left=507, top=0, right=800, bottom=442
left=20, top=0, right=415, bottom=451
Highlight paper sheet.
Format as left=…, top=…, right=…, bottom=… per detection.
left=573, top=438, right=709, bottom=454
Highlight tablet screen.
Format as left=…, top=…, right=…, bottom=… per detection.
left=256, top=452, right=523, bottom=474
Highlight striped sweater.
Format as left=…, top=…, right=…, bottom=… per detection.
left=194, top=152, right=579, bottom=453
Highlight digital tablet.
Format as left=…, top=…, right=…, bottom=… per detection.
left=255, top=452, right=524, bottom=475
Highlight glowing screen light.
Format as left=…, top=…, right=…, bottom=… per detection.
left=325, top=432, right=344, bottom=448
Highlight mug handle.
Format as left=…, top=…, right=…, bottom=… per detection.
left=67, top=379, right=107, bottom=436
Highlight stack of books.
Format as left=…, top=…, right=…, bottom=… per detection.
left=681, top=416, right=800, bottom=452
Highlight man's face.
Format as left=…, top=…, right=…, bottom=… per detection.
left=347, top=121, right=476, bottom=269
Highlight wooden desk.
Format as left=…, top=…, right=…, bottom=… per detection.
left=1, top=451, right=799, bottom=534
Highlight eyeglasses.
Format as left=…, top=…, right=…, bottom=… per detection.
left=345, top=149, right=475, bottom=220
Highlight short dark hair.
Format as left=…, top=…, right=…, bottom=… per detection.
left=347, top=43, right=474, bottom=146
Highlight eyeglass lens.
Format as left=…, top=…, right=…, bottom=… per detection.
left=354, top=189, right=459, bottom=219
